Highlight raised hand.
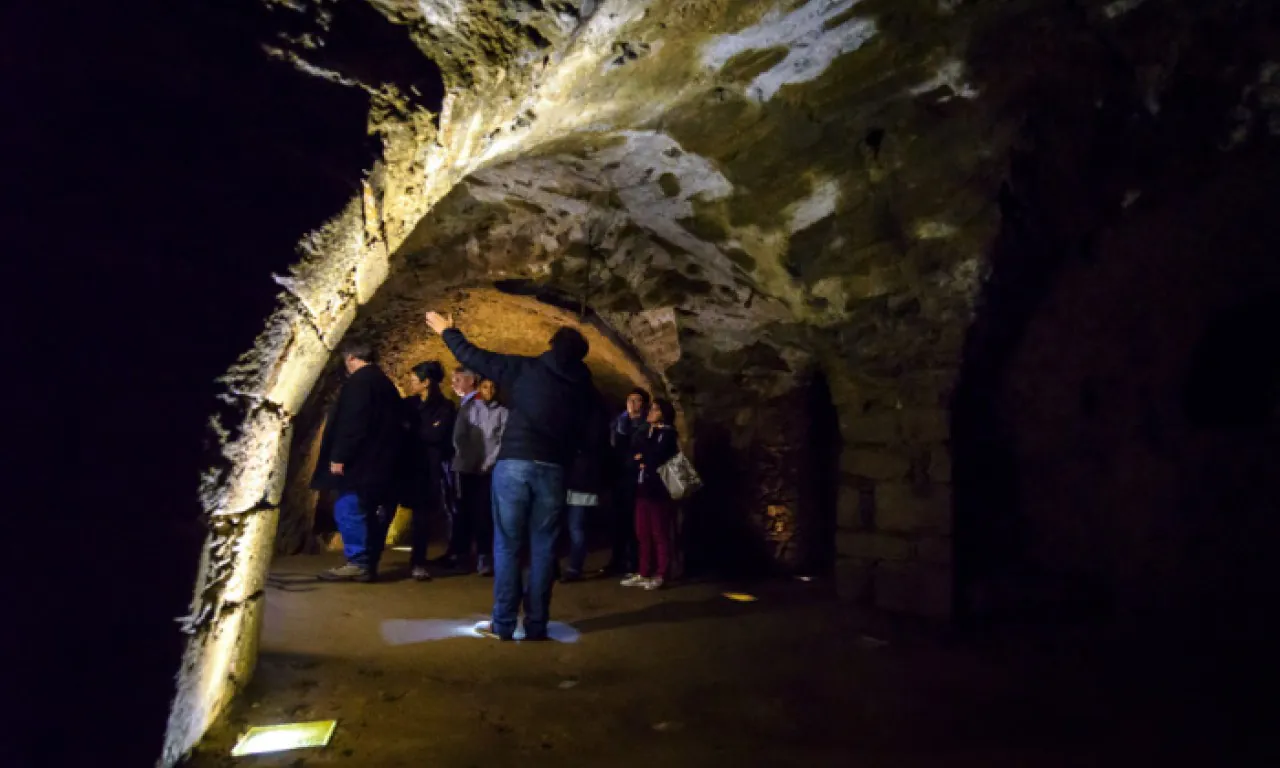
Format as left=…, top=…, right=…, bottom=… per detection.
left=424, top=311, right=455, bottom=334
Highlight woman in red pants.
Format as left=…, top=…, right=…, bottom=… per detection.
left=621, top=398, right=679, bottom=591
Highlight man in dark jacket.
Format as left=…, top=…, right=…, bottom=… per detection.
left=426, top=310, right=597, bottom=641
left=311, top=337, right=403, bottom=582
left=602, top=387, right=651, bottom=575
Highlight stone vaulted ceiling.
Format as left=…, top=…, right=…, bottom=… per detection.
left=164, top=1, right=1279, bottom=763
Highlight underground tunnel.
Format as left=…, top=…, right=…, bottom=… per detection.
left=58, top=0, right=1275, bottom=764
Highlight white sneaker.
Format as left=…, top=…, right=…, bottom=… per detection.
left=411, top=565, right=431, bottom=581
left=643, top=577, right=665, bottom=591
left=620, top=574, right=647, bottom=587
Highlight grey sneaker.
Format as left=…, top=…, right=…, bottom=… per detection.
left=318, top=562, right=369, bottom=581
left=411, top=565, right=431, bottom=581
left=643, top=576, right=665, bottom=591
left=620, top=574, right=647, bottom=587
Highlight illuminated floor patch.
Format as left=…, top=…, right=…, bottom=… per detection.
left=722, top=592, right=759, bottom=602
left=380, top=617, right=580, bottom=645
left=230, top=720, right=337, bottom=757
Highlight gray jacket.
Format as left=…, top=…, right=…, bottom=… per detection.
left=452, top=395, right=508, bottom=474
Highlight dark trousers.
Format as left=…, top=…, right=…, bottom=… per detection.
left=450, top=472, right=494, bottom=565
left=609, top=481, right=638, bottom=570
left=410, top=461, right=452, bottom=567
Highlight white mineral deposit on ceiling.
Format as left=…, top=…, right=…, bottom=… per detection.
left=702, top=0, right=878, bottom=102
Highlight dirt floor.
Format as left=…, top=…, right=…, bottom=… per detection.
left=185, top=547, right=1213, bottom=768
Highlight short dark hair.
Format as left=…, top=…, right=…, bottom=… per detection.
left=628, top=387, right=651, bottom=405
left=412, top=360, right=445, bottom=384
left=339, top=336, right=376, bottom=363
left=549, top=326, right=589, bottom=361
left=652, top=397, right=676, bottom=425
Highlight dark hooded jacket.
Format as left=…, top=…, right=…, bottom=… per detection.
left=311, top=363, right=403, bottom=496
left=566, top=393, right=610, bottom=494
left=397, top=389, right=456, bottom=508
left=441, top=328, right=597, bottom=467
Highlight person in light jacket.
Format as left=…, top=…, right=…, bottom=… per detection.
left=450, top=377, right=508, bottom=574
left=622, top=398, right=679, bottom=591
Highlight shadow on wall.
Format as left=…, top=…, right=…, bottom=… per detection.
left=951, top=0, right=1280, bottom=629
left=953, top=142, right=1280, bottom=630
left=686, top=420, right=773, bottom=579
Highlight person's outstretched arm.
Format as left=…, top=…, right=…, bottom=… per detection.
left=425, top=311, right=526, bottom=390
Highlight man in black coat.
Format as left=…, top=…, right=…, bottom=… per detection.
left=425, top=310, right=598, bottom=641
left=311, top=337, right=403, bottom=582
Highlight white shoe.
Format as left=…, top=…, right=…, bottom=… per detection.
left=620, top=574, right=647, bottom=587
left=643, top=577, right=665, bottom=591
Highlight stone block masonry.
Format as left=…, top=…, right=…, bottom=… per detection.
left=834, top=405, right=954, bottom=618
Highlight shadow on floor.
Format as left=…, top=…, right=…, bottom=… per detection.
left=574, top=592, right=796, bottom=634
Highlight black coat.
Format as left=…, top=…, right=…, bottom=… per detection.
left=609, top=412, right=648, bottom=483
left=442, top=328, right=598, bottom=467
left=310, top=364, right=403, bottom=497
left=634, top=424, right=679, bottom=500
left=397, top=390, right=456, bottom=508
left=566, top=395, right=610, bottom=495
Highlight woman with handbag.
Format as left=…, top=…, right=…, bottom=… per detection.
left=622, top=398, right=680, bottom=591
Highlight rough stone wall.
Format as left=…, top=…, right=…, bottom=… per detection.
left=164, top=0, right=1280, bottom=761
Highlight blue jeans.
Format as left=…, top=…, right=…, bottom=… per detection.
left=490, top=459, right=564, bottom=639
left=565, top=505, right=589, bottom=576
left=334, top=492, right=391, bottom=570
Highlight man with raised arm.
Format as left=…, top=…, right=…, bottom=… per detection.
left=425, top=310, right=597, bottom=641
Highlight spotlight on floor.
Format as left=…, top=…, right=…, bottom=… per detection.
left=230, top=720, right=337, bottom=757
left=722, top=592, right=758, bottom=602
left=379, top=617, right=580, bottom=645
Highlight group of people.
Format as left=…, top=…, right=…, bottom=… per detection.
left=308, top=311, right=683, bottom=640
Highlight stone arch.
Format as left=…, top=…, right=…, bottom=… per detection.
left=276, top=286, right=663, bottom=554
left=157, top=0, right=1280, bottom=763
